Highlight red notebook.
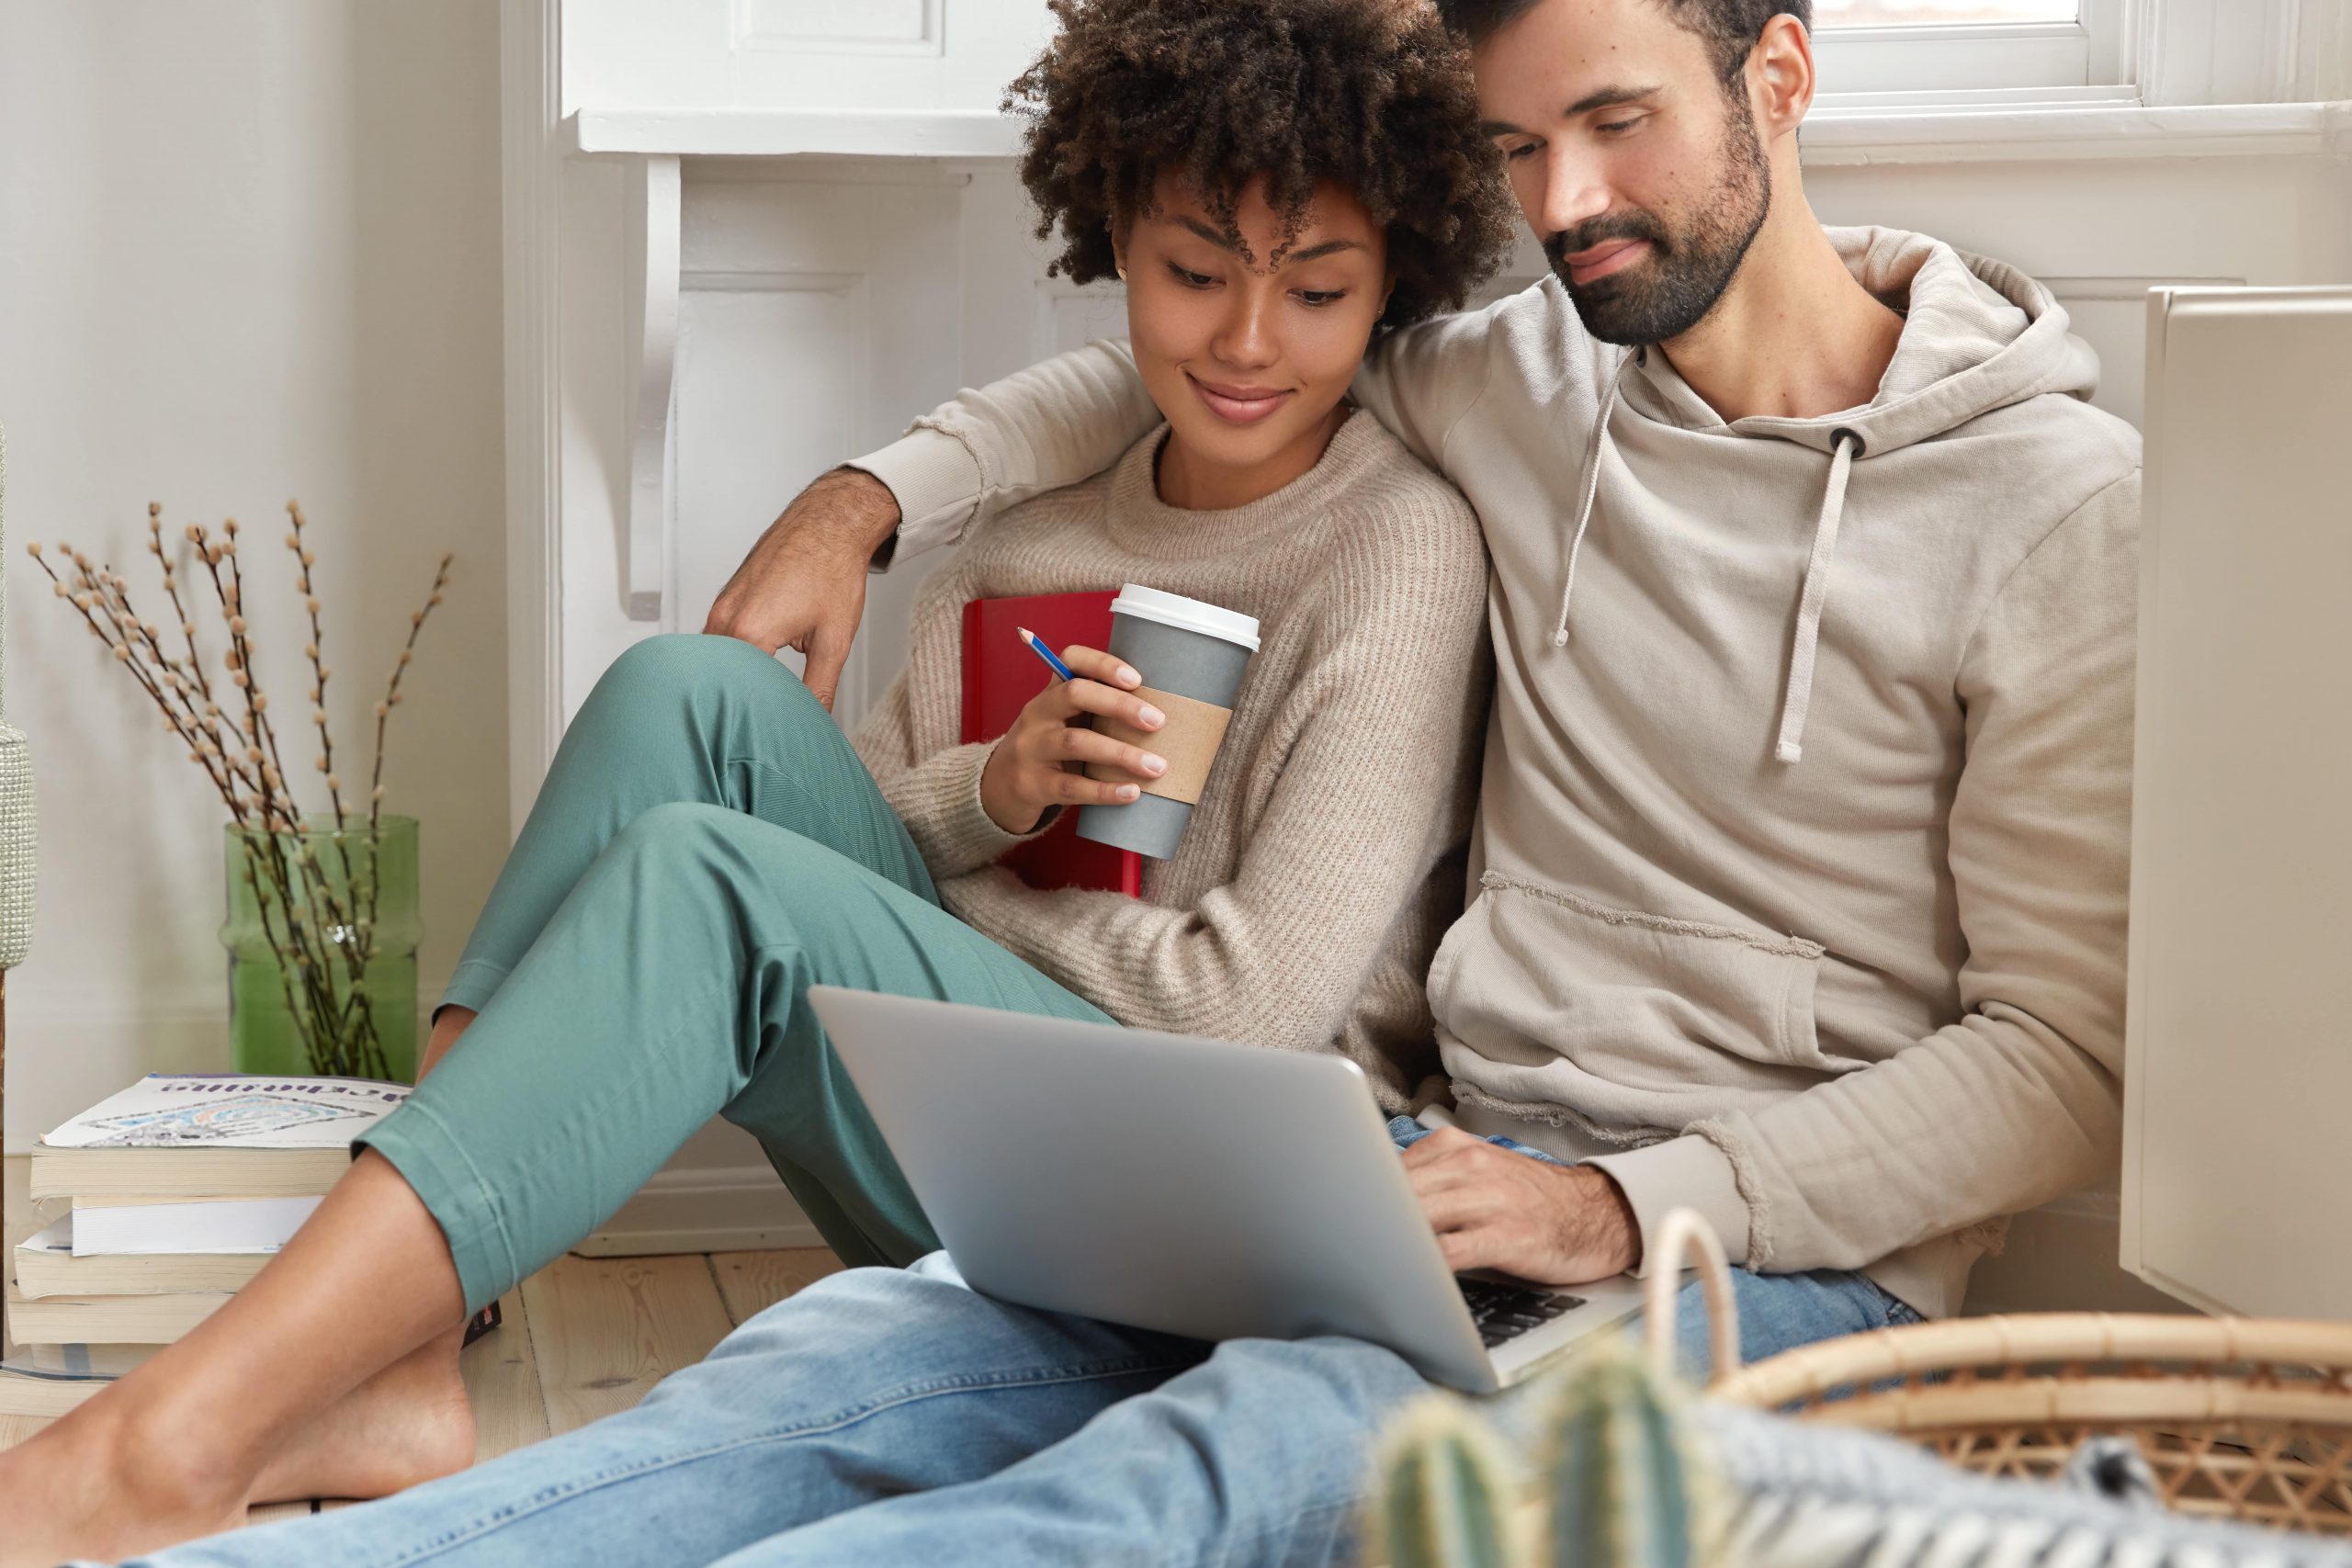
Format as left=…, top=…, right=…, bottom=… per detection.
left=960, top=592, right=1143, bottom=897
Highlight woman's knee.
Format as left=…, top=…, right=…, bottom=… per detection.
left=613, top=799, right=849, bottom=869
left=610, top=797, right=745, bottom=858
left=605, top=801, right=833, bottom=911
left=600, top=803, right=865, bottom=936
left=593, top=633, right=817, bottom=728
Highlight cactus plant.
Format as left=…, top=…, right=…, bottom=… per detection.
left=1537, top=1333, right=1725, bottom=1568
left=1367, top=1332, right=1724, bottom=1568
left=1371, top=1393, right=1525, bottom=1568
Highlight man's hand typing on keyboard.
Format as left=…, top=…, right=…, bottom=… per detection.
left=1401, top=1127, right=1641, bottom=1288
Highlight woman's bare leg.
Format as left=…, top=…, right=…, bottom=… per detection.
left=243, top=1004, right=482, bottom=1504
left=0, top=1009, right=481, bottom=1567
left=417, top=1003, right=481, bottom=1082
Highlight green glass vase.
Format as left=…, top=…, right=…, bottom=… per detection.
left=220, top=815, right=422, bottom=1084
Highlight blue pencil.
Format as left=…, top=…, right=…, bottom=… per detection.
left=1015, top=626, right=1079, bottom=682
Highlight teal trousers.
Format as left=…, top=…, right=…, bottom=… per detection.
left=359, top=635, right=1112, bottom=1314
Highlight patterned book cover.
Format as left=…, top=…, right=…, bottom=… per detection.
left=41, top=1075, right=411, bottom=1150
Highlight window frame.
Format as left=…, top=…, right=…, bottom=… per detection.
left=1806, top=0, right=2131, bottom=99
left=1804, top=0, right=2338, bottom=107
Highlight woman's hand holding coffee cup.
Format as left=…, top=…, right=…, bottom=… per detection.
left=980, top=646, right=1170, bottom=834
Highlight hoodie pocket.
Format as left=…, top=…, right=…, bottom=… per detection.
left=1430, top=872, right=1844, bottom=1087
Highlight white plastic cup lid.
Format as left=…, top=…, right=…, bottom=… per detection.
left=1107, top=584, right=1261, bottom=651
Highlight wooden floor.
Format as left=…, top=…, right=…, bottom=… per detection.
left=1, top=1155, right=842, bottom=1529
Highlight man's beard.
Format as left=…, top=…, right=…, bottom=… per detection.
left=1544, top=99, right=1771, bottom=346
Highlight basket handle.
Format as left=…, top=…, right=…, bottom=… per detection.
left=1643, top=1207, right=1740, bottom=1387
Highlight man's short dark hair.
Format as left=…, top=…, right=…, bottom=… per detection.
left=1434, top=0, right=1813, bottom=86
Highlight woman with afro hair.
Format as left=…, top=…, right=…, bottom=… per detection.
left=0, top=4, right=1522, bottom=1563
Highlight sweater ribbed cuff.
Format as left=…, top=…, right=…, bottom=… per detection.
left=849, top=427, right=985, bottom=570
left=889, top=740, right=1049, bottom=881
left=1583, top=1134, right=1753, bottom=1279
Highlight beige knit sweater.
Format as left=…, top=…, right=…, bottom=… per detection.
left=849, top=411, right=1491, bottom=1112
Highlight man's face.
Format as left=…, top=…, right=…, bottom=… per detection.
left=1474, top=0, right=1771, bottom=345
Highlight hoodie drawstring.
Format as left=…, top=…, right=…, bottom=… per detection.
left=1772, top=428, right=1862, bottom=765
left=1552, top=349, right=1640, bottom=648
left=1550, top=355, right=1861, bottom=768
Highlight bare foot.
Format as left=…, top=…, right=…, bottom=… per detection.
left=0, top=1395, right=251, bottom=1568
left=253, top=1323, right=475, bottom=1503
left=0, top=1328, right=471, bottom=1565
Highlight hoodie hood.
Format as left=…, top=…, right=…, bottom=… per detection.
left=1730, top=227, right=2104, bottom=456
left=1553, top=226, right=2105, bottom=761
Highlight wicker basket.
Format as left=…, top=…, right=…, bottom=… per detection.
left=1646, top=1211, right=2352, bottom=1538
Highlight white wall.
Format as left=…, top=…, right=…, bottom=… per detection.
left=0, top=1, right=508, bottom=1143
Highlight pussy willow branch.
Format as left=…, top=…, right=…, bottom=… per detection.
left=31, top=547, right=243, bottom=813
left=277, top=502, right=374, bottom=1066
left=241, top=859, right=326, bottom=1069
left=209, top=528, right=305, bottom=840
left=300, top=536, right=454, bottom=1073
left=202, top=528, right=347, bottom=934
left=371, top=553, right=451, bottom=834
left=147, top=507, right=277, bottom=827
left=193, top=524, right=358, bottom=1063
left=56, top=548, right=274, bottom=840
left=286, top=501, right=399, bottom=1065
left=40, top=546, right=293, bottom=966
left=363, top=553, right=452, bottom=929
left=107, top=559, right=264, bottom=814
left=194, top=525, right=356, bottom=1047
left=285, top=502, right=350, bottom=835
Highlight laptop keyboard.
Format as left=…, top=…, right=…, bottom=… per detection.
left=1459, top=1277, right=1586, bottom=1349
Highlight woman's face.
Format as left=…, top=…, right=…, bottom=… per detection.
left=1116, top=173, right=1390, bottom=506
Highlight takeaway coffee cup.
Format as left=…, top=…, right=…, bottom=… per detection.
left=1075, top=584, right=1261, bottom=860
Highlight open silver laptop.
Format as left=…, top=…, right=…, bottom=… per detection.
left=808, top=987, right=1645, bottom=1393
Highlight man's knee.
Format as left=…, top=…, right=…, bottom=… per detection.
left=1047, top=1336, right=1419, bottom=1554
left=717, top=1266, right=995, bottom=1359
left=1657, top=1268, right=1900, bottom=1384
left=655, top=1262, right=1186, bottom=1416
left=1126, top=1336, right=1425, bottom=1465
left=644, top=1268, right=978, bottom=1414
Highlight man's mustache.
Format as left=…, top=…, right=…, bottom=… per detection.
left=1544, top=212, right=1669, bottom=272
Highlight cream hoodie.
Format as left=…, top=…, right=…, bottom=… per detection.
left=855, top=228, right=2140, bottom=1317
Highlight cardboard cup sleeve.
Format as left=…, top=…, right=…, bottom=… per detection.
left=1085, top=686, right=1233, bottom=807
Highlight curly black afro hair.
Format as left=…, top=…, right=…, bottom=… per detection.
left=1006, top=0, right=1519, bottom=334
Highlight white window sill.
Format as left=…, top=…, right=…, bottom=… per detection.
left=566, top=99, right=2352, bottom=167
left=1803, top=98, right=2352, bottom=164
left=569, top=109, right=1019, bottom=159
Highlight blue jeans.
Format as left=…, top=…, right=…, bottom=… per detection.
left=122, top=1123, right=1919, bottom=1568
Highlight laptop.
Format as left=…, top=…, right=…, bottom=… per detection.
left=809, top=987, right=1646, bottom=1393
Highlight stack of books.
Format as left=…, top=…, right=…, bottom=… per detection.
left=3, top=1073, right=409, bottom=1416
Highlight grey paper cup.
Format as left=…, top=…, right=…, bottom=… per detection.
left=1076, top=586, right=1260, bottom=860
